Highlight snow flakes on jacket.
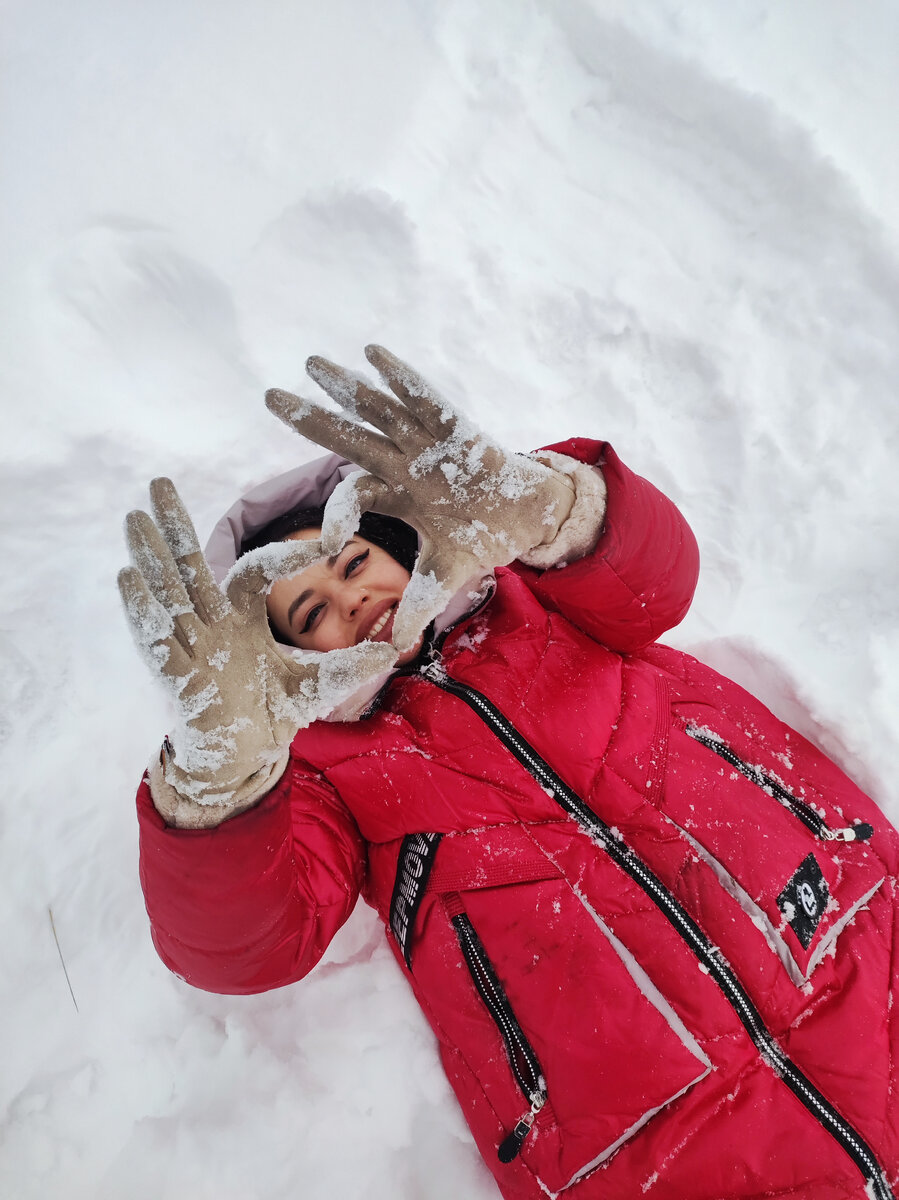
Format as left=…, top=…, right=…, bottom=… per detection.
left=136, top=439, right=899, bottom=1200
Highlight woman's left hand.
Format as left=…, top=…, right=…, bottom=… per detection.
left=264, top=345, right=577, bottom=652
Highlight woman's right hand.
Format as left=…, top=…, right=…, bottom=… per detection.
left=265, top=346, right=582, bottom=655
left=118, top=478, right=397, bottom=827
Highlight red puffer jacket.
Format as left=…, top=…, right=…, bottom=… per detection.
left=136, top=440, right=899, bottom=1200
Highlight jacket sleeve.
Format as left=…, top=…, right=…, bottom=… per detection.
left=136, top=752, right=366, bottom=995
left=514, top=437, right=700, bottom=653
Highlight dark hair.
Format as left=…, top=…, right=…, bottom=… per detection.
left=240, top=501, right=419, bottom=575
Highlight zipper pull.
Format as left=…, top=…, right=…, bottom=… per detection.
left=421, top=658, right=447, bottom=684
left=824, top=822, right=874, bottom=843
left=498, top=1093, right=545, bottom=1163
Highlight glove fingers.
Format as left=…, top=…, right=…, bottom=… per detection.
left=126, top=510, right=191, bottom=610
left=390, top=542, right=456, bottom=655
left=125, top=509, right=208, bottom=655
left=391, top=538, right=491, bottom=653
left=282, top=640, right=399, bottom=714
left=320, top=472, right=416, bottom=556
left=225, top=536, right=327, bottom=615
left=306, top=357, right=425, bottom=450
left=364, top=345, right=460, bottom=442
left=265, top=386, right=400, bottom=479
left=117, top=565, right=192, bottom=677
left=150, top=477, right=230, bottom=624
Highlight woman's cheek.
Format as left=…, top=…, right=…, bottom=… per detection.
left=315, top=615, right=354, bottom=653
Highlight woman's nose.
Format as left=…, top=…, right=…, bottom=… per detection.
left=339, top=585, right=368, bottom=620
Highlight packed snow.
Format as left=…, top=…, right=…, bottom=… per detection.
left=2, top=2, right=898, bottom=1198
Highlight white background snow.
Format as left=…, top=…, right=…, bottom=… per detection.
left=2, top=2, right=899, bottom=1196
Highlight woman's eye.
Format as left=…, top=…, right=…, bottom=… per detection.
left=345, top=550, right=369, bottom=576
left=301, top=603, right=325, bottom=634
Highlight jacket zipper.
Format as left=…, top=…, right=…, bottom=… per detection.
left=684, top=725, right=873, bottom=843
left=421, top=659, right=894, bottom=1200
left=451, top=910, right=547, bottom=1162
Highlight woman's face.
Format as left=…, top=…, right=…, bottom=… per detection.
left=266, top=528, right=420, bottom=662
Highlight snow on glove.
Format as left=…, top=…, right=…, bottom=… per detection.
left=265, top=345, right=603, bottom=653
left=118, top=478, right=398, bottom=828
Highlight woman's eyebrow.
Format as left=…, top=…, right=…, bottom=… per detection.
left=327, top=538, right=361, bottom=568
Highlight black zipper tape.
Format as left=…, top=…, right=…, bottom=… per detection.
left=685, top=726, right=873, bottom=843
left=423, top=662, right=894, bottom=1200
left=452, top=912, right=547, bottom=1162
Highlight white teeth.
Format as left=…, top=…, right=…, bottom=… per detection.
left=367, top=605, right=394, bottom=640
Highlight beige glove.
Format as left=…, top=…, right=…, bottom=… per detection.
left=118, top=478, right=398, bottom=828
left=265, top=345, right=603, bottom=652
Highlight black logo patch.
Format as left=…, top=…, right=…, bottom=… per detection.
left=777, top=854, right=830, bottom=949
left=390, top=832, right=442, bottom=968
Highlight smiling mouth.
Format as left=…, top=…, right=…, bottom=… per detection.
left=364, top=603, right=396, bottom=643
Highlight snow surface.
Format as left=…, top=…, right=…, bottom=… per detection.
left=2, top=1, right=899, bottom=1197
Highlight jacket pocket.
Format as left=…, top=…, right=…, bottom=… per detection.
left=449, top=905, right=548, bottom=1164
left=425, top=871, right=710, bottom=1194
left=684, top=724, right=874, bottom=845
left=662, top=714, right=885, bottom=985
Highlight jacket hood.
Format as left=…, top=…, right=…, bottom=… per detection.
left=205, top=452, right=362, bottom=584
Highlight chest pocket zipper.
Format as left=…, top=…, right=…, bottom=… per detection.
left=684, top=725, right=873, bottom=843
left=450, top=906, right=547, bottom=1162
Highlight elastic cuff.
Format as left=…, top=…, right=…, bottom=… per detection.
left=517, top=453, right=607, bottom=569
left=148, top=744, right=292, bottom=830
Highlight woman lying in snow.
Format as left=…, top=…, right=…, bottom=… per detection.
left=120, top=346, right=899, bottom=1200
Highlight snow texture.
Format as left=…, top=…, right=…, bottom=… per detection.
left=2, top=2, right=899, bottom=1198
